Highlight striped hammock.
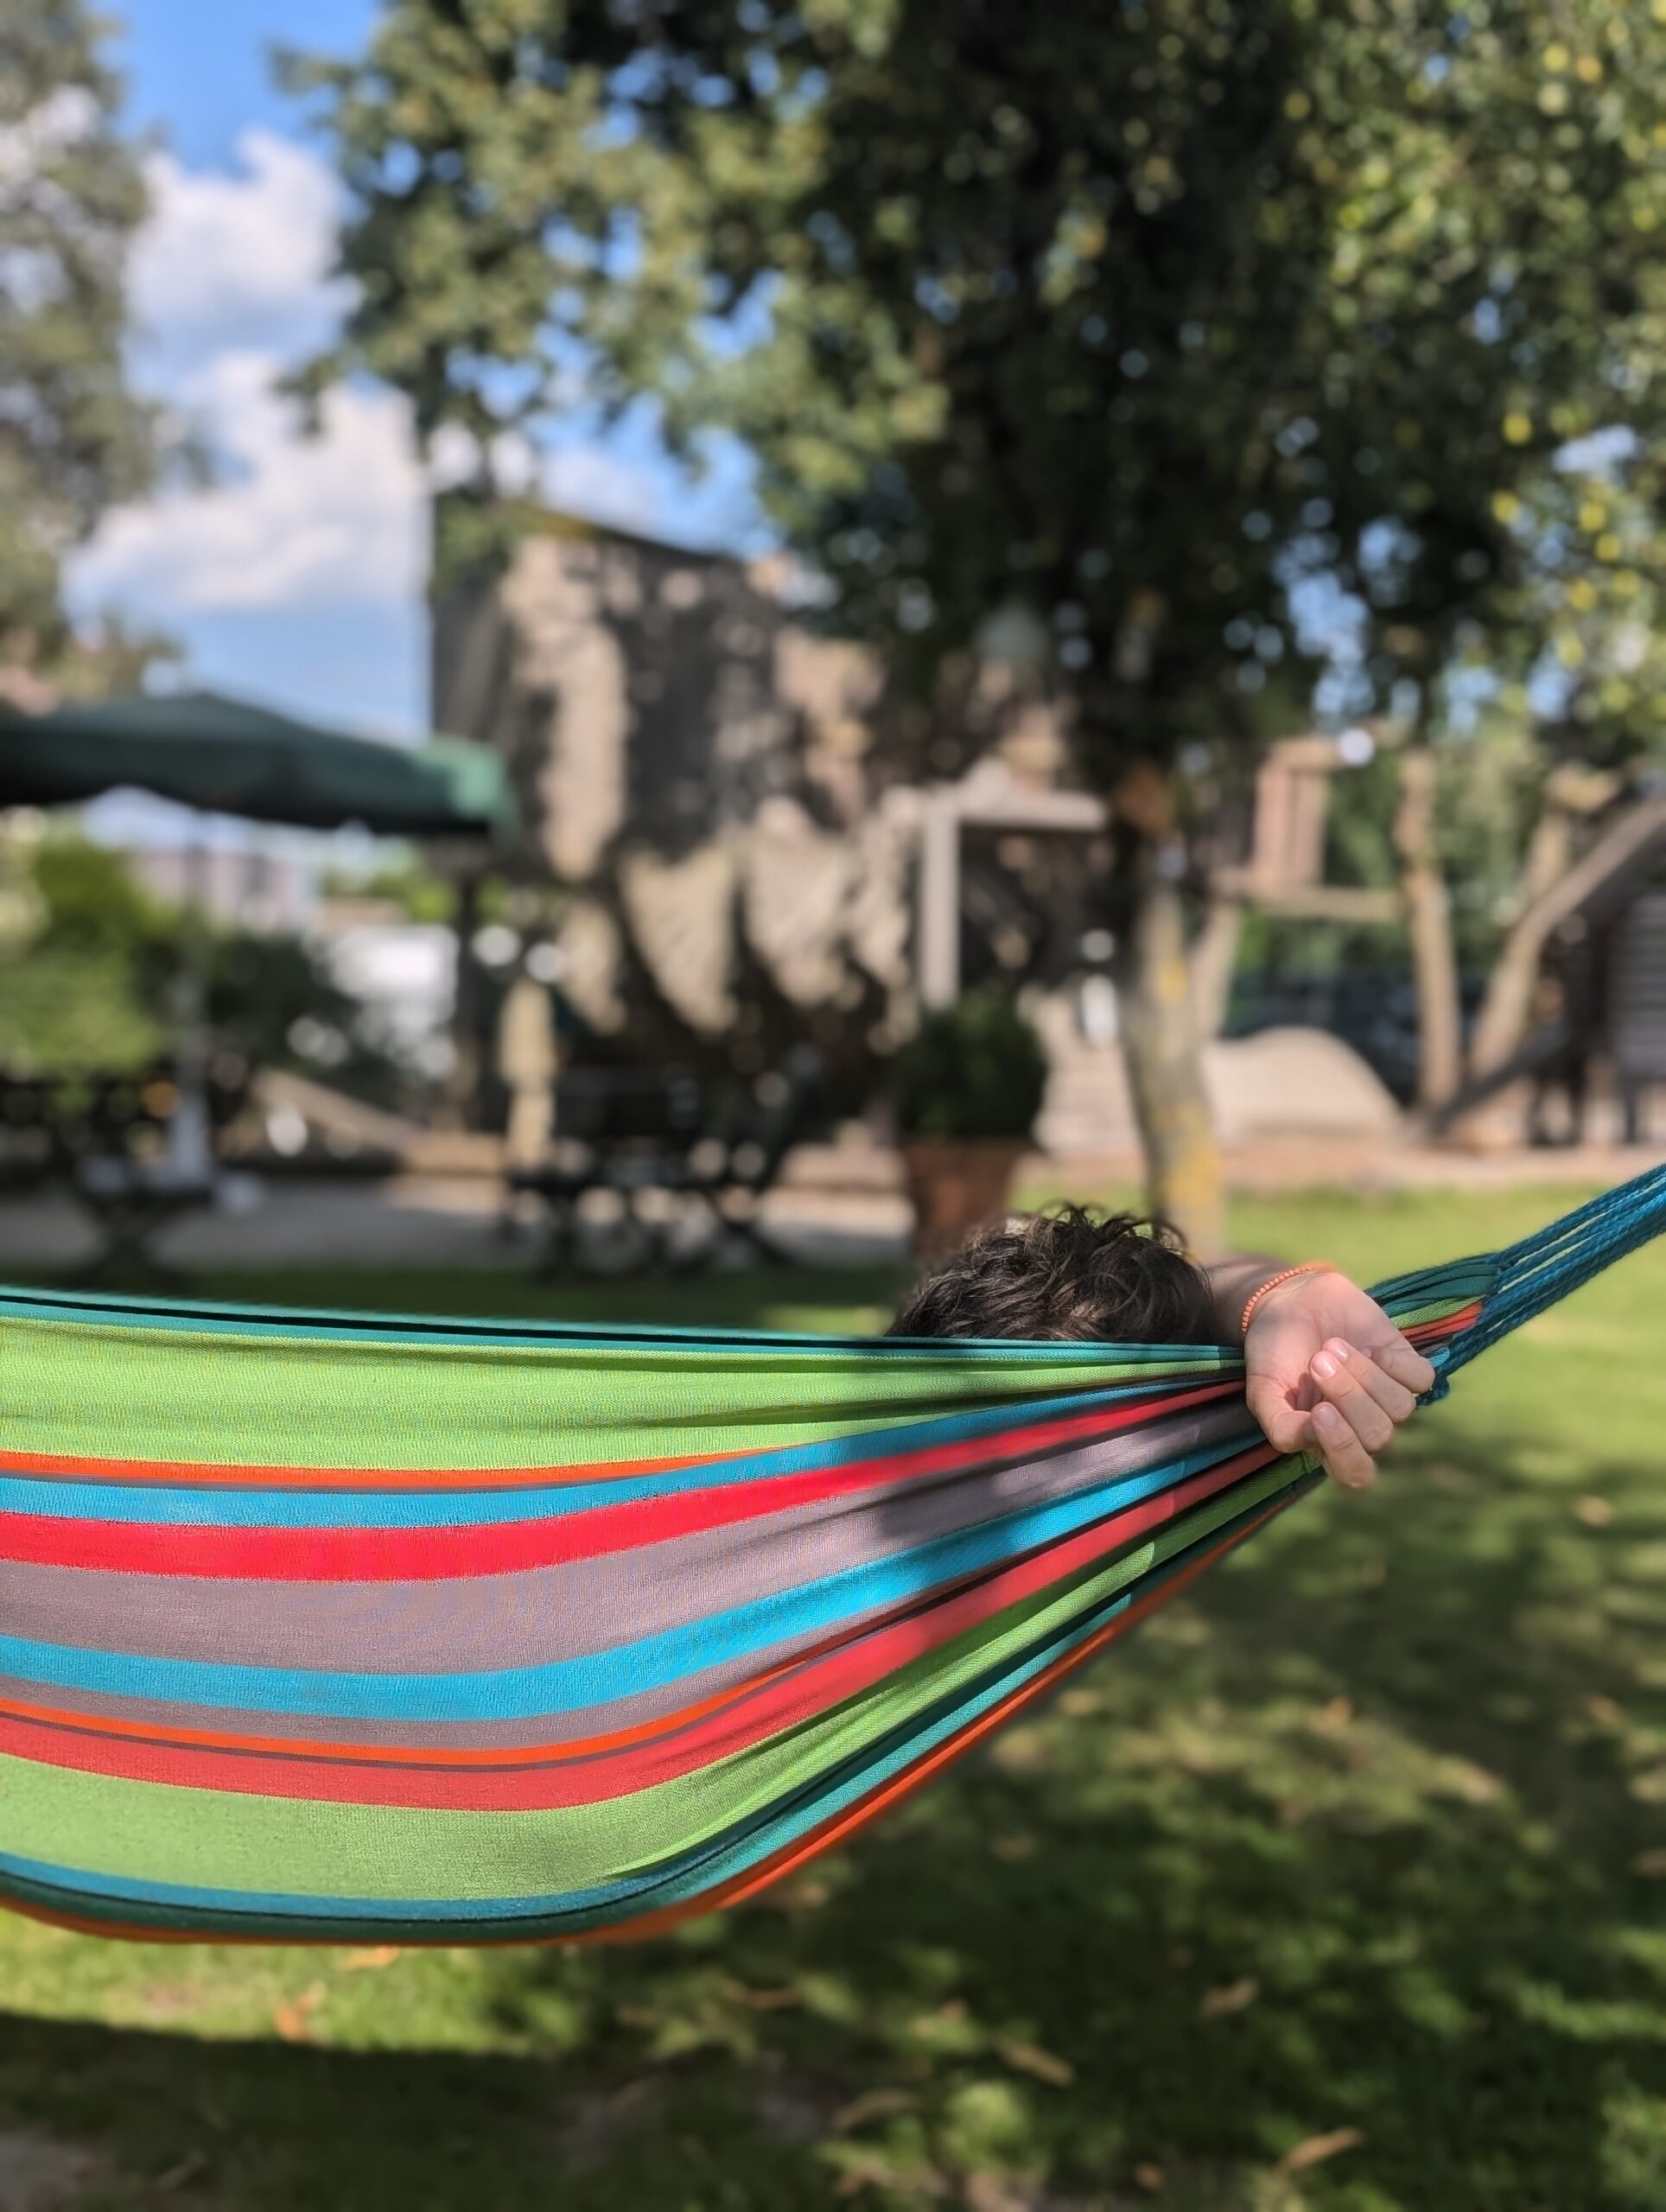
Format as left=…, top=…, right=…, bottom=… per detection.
left=1, top=1167, right=1661, bottom=1947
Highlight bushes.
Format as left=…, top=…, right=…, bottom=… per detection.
left=888, top=991, right=1047, bottom=1142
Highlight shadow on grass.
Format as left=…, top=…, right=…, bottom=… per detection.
left=1, top=1429, right=1660, bottom=2212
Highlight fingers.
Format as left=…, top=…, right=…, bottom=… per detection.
left=1312, top=1399, right=1377, bottom=1489
left=1244, top=1375, right=1313, bottom=1456
left=1312, top=1338, right=1396, bottom=1450
left=1368, top=1333, right=1438, bottom=1398
left=1336, top=1348, right=1417, bottom=1424
left=1307, top=1336, right=1424, bottom=1488
left=1245, top=1328, right=1434, bottom=1487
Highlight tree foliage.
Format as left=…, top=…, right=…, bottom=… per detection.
left=0, top=830, right=174, bottom=1074
left=0, top=1, right=160, bottom=673
left=295, top=0, right=1666, bottom=766
left=292, top=0, right=1666, bottom=1230
left=0, top=828, right=410, bottom=1097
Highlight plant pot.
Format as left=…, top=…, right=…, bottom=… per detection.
left=900, top=1138, right=1027, bottom=1260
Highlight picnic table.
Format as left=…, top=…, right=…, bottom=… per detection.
left=0, top=1058, right=251, bottom=1281
left=506, top=1048, right=823, bottom=1271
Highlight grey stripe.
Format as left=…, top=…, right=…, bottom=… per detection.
left=0, top=1446, right=1171, bottom=1754
left=0, top=1399, right=1255, bottom=1688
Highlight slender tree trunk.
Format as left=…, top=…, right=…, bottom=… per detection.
left=1109, top=771, right=1226, bottom=1259
left=1468, top=780, right=1593, bottom=1080
left=1466, top=848, right=1564, bottom=1088
left=1393, top=743, right=1463, bottom=1110
left=1189, top=892, right=1243, bottom=1042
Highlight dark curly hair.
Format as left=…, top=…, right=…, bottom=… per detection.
left=886, top=1207, right=1218, bottom=1345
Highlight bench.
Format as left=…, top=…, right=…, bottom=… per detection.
left=506, top=1047, right=823, bottom=1271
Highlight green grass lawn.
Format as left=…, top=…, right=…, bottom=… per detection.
left=1, top=1185, right=1662, bottom=2211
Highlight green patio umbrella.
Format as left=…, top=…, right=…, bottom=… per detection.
left=0, top=690, right=516, bottom=838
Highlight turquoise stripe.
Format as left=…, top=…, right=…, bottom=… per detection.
left=0, top=1379, right=1218, bottom=1525
left=0, top=1575, right=1156, bottom=1927
left=0, top=1430, right=1261, bottom=1720
left=0, top=1482, right=1323, bottom=1938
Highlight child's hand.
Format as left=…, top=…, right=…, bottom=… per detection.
left=1243, top=1269, right=1436, bottom=1489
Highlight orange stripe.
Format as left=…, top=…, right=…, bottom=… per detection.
left=0, top=1489, right=1307, bottom=1953
left=570, top=1489, right=1307, bottom=1948
left=0, top=1382, right=1231, bottom=1491
left=0, top=1442, right=730, bottom=1492
left=1404, top=1302, right=1480, bottom=1343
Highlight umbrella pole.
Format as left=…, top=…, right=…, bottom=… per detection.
left=165, top=834, right=213, bottom=1184
left=442, top=865, right=486, bottom=1129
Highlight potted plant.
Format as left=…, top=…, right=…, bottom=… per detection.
left=888, top=989, right=1049, bottom=1255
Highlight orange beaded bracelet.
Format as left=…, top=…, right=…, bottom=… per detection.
left=1238, top=1262, right=1334, bottom=1342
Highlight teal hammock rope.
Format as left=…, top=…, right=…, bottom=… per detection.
left=1378, top=1160, right=1666, bottom=1389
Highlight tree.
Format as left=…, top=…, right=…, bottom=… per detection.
left=1459, top=448, right=1666, bottom=1099
left=292, top=1, right=1666, bottom=1244
left=0, top=820, right=421, bottom=1103
left=0, top=1, right=160, bottom=680
left=1279, top=5, right=1666, bottom=1114
left=0, top=825, right=173, bottom=1074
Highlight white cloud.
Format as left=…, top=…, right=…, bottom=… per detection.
left=129, top=127, right=352, bottom=369
left=73, top=348, right=426, bottom=616
left=70, top=127, right=426, bottom=631
left=64, top=122, right=759, bottom=728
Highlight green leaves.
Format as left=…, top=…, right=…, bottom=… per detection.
left=0, top=3, right=161, bottom=667
left=298, top=0, right=1666, bottom=775
left=887, top=990, right=1048, bottom=1141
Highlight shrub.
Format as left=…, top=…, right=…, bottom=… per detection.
left=888, top=989, right=1048, bottom=1141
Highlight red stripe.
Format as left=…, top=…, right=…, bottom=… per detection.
left=1404, top=1303, right=1479, bottom=1343
left=0, top=1384, right=1246, bottom=1582
left=0, top=1445, right=1280, bottom=1808
left=0, top=1487, right=1306, bottom=1950
left=576, top=1489, right=1311, bottom=1948
left=0, top=1377, right=1233, bottom=1491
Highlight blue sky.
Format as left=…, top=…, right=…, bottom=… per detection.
left=68, top=3, right=760, bottom=741
left=112, top=1, right=381, bottom=169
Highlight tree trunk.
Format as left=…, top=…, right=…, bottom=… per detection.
left=1189, top=893, right=1243, bottom=1042
left=1393, top=744, right=1463, bottom=1110
left=1109, top=776, right=1226, bottom=1259
left=1468, top=767, right=1622, bottom=1080
left=1465, top=815, right=1567, bottom=1086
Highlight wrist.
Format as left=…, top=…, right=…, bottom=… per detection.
left=1238, top=1262, right=1338, bottom=1342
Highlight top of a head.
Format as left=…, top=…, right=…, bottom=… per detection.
left=885, top=1207, right=1217, bottom=1345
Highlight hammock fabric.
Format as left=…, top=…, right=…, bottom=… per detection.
left=0, top=1167, right=1660, bottom=1948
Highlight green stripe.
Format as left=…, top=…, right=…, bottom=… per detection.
left=1384, top=1294, right=1478, bottom=1328
left=3, top=1313, right=1233, bottom=1471
left=0, top=1456, right=1300, bottom=1900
